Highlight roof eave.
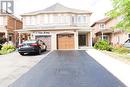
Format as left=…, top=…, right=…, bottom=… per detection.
left=21, top=12, right=92, bottom=16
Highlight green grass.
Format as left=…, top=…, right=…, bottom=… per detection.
left=102, top=51, right=130, bottom=64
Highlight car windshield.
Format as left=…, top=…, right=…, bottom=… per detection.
left=22, top=40, right=37, bottom=44
left=125, top=39, right=130, bottom=43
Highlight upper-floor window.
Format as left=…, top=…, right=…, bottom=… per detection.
left=25, top=16, right=36, bottom=25
left=99, top=24, right=105, bottom=29
left=71, top=16, right=75, bottom=24
left=0, top=17, right=4, bottom=25
left=77, top=15, right=86, bottom=24
left=42, top=14, right=66, bottom=24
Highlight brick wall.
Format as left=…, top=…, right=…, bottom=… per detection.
left=7, top=15, right=23, bottom=44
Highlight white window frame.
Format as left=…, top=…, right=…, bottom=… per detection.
left=99, top=23, right=105, bottom=29
left=77, top=15, right=86, bottom=24
left=25, top=16, right=31, bottom=25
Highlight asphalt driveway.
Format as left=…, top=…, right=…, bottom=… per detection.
left=9, top=50, right=126, bottom=87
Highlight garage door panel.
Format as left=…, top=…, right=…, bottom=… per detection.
left=36, top=35, right=51, bottom=49
left=57, top=34, right=74, bottom=49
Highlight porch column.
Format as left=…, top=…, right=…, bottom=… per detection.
left=5, top=31, right=8, bottom=39
left=18, top=32, right=21, bottom=45
left=74, top=31, right=78, bottom=49
left=51, top=33, right=57, bottom=50
left=101, top=32, right=104, bottom=40
left=90, top=31, right=93, bottom=47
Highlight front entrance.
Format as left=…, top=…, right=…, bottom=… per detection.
left=57, top=34, right=74, bottom=49
left=78, top=34, right=86, bottom=46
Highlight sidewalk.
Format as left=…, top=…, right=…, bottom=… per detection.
left=86, top=49, right=130, bottom=87
left=0, top=51, right=51, bottom=87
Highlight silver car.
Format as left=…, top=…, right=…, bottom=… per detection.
left=123, top=39, right=130, bottom=48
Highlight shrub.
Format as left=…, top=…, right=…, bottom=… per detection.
left=112, top=47, right=130, bottom=54
left=0, top=45, right=16, bottom=55
left=94, top=40, right=113, bottom=51
left=0, top=45, right=2, bottom=50
left=0, top=37, right=6, bottom=44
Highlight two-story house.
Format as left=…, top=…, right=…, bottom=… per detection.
left=17, top=3, right=92, bottom=50
left=91, top=17, right=129, bottom=46
left=0, top=13, right=23, bottom=45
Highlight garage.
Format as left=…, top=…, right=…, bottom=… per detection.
left=35, top=35, right=51, bottom=49
left=57, top=34, right=74, bottom=49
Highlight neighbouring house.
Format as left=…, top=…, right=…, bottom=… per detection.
left=0, top=12, right=23, bottom=46
left=17, top=3, right=92, bottom=50
left=91, top=17, right=129, bottom=46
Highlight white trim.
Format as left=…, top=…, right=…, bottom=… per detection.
left=90, top=31, right=93, bottom=47
left=75, top=31, right=78, bottom=49
left=56, top=31, right=75, bottom=35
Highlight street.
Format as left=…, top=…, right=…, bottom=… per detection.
left=9, top=50, right=126, bottom=87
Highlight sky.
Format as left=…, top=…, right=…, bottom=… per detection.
left=13, top=0, right=113, bottom=24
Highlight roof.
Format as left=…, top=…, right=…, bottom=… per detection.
left=0, top=9, right=22, bottom=21
left=91, top=17, right=111, bottom=27
left=21, top=3, right=92, bottom=16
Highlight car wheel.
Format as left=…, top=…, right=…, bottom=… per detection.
left=19, top=52, right=24, bottom=55
left=37, top=49, right=41, bottom=55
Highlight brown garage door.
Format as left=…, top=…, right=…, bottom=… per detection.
left=57, top=34, right=74, bottom=49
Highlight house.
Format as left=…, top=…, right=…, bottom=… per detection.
left=0, top=12, right=23, bottom=45
left=91, top=17, right=129, bottom=46
left=17, top=3, right=92, bottom=50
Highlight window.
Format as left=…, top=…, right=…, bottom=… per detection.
left=25, top=17, right=30, bottom=25
left=0, top=17, right=4, bottom=25
left=31, top=16, right=36, bottom=25
left=44, top=15, right=49, bottom=24
left=49, top=14, right=54, bottom=23
left=103, top=35, right=109, bottom=40
left=71, top=16, right=75, bottom=24
left=25, top=16, right=36, bottom=25
left=128, top=34, right=130, bottom=38
left=100, top=35, right=109, bottom=41
left=99, top=24, right=105, bottom=29
left=77, top=15, right=86, bottom=24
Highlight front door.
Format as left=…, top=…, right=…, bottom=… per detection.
left=78, top=34, right=86, bottom=46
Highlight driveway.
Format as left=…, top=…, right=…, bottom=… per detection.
left=9, top=50, right=126, bottom=87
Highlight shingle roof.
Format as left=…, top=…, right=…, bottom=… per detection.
left=21, top=3, right=92, bottom=16
left=0, top=10, right=22, bottom=21
left=96, top=17, right=110, bottom=23
left=91, top=17, right=111, bottom=27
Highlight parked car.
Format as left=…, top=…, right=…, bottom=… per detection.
left=123, top=39, right=130, bottom=48
left=18, top=40, right=47, bottom=55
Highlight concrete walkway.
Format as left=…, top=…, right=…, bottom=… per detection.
left=0, top=51, right=51, bottom=87
left=86, top=49, right=130, bottom=87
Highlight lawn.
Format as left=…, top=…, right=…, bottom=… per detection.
left=102, top=51, right=130, bottom=65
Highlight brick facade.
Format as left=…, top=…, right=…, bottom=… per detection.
left=0, top=14, right=23, bottom=45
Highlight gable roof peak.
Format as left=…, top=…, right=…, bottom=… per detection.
left=21, top=3, right=92, bottom=16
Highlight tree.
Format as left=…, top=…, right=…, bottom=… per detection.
left=106, top=0, right=130, bottom=32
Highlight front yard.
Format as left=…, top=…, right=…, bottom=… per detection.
left=94, top=40, right=130, bottom=64
left=102, top=51, right=130, bottom=65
